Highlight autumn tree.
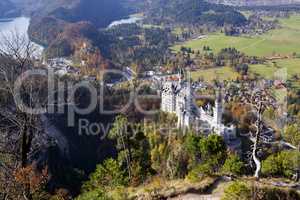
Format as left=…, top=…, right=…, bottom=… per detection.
left=0, top=31, right=50, bottom=199
left=13, top=164, right=50, bottom=200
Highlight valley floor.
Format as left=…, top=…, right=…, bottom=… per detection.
left=172, top=15, right=300, bottom=57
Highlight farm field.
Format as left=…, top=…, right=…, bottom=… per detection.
left=172, top=15, right=300, bottom=57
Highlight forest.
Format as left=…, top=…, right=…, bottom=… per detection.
left=145, top=0, right=247, bottom=26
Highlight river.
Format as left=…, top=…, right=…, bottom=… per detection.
left=0, top=17, right=43, bottom=55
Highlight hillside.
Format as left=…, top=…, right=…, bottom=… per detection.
left=4, top=0, right=131, bottom=24
left=0, top=0, right=20, bottom=18
left=50, top=0, right=129, bottom=28
left=208, top=0, right=300, bottom=6
left=28, top=17, right=114, bottom=58
left=28, top=0, right=131, bottom=55
left=9, top=0, right=136, bottom=19
left=145, top=0, right=247, bottom=26
left=8, top=0, right=79, bottom=16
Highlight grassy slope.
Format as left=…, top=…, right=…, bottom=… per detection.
left=249, top=58, right=300, bottom=88
left=172, top=15, right=300, bottom=57
left=192, top=58, right=300, bottom=84
left=250, top=59, right=300, bottom=79
left=191, top=67, right=240, bottom=82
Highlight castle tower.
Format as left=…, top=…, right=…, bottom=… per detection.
left=214, top=88, right=223, bottom=127
left=161, top=82, right=177, bottom=113
left=176, top=76, right=193, bottom=129
left=177, top=67, right=185, bottom=83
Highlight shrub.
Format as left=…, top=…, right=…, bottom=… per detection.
left=76, top=189, right=112, bottom=200
left=82, top=158, right=128, bottom=191
left=262, top=150, right=300, bottom=179
left=199, top=134, right=227, bottom=161
left=222, top=154, right=245, bottom=176
left=256, top=187, right=300, bottom=200
left=223, top=181, right=300, bottom=200
left=222, top=181, right=251, bottom=200
left=186, top=162, right=214, bottom=182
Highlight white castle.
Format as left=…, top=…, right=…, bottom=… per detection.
left=161, top=75, right=237, bottom=142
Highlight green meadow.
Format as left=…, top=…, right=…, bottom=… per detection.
left=191, top=67, right=239, bottom=82
left=249, top=58, right=300, bottom=79
left=190, top=59, right=300, bottom=84
left=172, top=15, right=300, bottom=57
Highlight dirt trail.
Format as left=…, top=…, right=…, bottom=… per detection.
left=170, top=177, right=231, bottom=200
left=170, top=194, right=219, bottom=200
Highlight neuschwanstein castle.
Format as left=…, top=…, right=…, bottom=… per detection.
left=161, top=74, right=237, bottom=142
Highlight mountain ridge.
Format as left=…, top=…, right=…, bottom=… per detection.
left=0, top=0, right=20, bottom=18
left=145, top=0, right=247, bottom=26
left=207, top=0, right=300, bottom=6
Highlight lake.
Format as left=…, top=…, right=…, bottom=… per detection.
left=0, top=17, right=30, bottom=35
left=0, top=15, right=143, bottom=54
left=0, top=17, right=43, bottom=56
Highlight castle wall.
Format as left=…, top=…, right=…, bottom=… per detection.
left=161, top=80, right=236, bottom=142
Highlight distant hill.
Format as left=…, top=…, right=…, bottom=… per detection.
left=0, top=0, right=20, bottom=18
left=208, top=0, right=300, bottom=6
left=50, top=0, right=129, bottom=28
left=6, top=0, right=130, bottom=22
left=146, top=0, right=247, bottom=26
left=27, top=0, right=130, bottom=43
left=9, top=0, right=79, bottom=16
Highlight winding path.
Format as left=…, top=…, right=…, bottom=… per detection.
left=170, top=177, right=231, bottom=200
